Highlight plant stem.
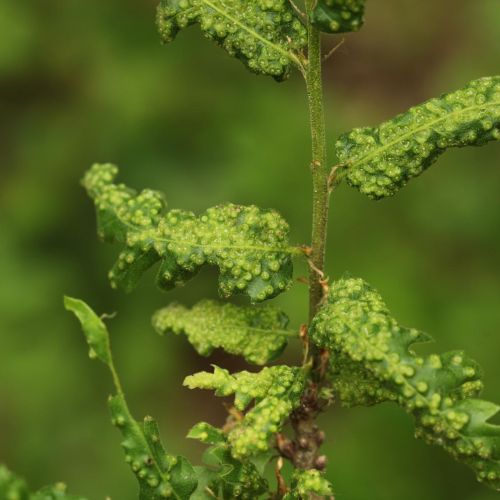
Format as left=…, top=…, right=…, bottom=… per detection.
left=283, top=6, right=331, bottom=478
left=305, top=15, right=329, bottom=323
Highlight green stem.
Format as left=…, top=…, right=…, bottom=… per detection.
left=306, top=16, right=329, bottom=323
left=284, top=4, right=331, bottom=478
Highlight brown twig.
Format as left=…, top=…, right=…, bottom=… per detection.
left=323, top=38, right=345, bottom=63
left=275, top=457, right=288, bottom=497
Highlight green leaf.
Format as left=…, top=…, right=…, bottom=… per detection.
left=82, top=164, right=297, bottom=302
left=30, top=484, right=86, bottom=500
left=310, top=0, right=366, bottom=34
left=284, top=469, right=334, bottom=499
left=187, top=422, right=226, bottom=446
left=156, top=0, right=307, bottom=81
left=152, top=300, right=295, bottom=365
left=310, top=277, right=500, bottom=490
left=190, top=467, right=219, bottom=500
left=109, top=395, right=198, bottom=500
left=188, top=423, right=269, bottom=499
left=337, top=76, right=500, bottom=199
left=201, top=445, right=268, bottom=499
left=0, top=465, right=29, bottom=500
left=63, top=296, right=112, bottom=364
left=66, top=298, right=198, bottom=499
left=0, top=465, right=85, bottom=500
left=184, top=365, right=306, bottom=459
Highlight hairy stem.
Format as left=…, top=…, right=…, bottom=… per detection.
left=285, top=6, right=331, bottom=481
left=306, top=18, right=329, bottom=323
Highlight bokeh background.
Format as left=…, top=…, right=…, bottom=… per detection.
left=1, top=0, right=499, bottom=498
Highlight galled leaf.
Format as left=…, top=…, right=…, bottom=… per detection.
left=152, top=300, right=295, bottom=365
left=188, top=423, right=269, bottom=499
left=187, top=422, right=226, bottom=446
left=66, top=297, right=197, bottom=499
left=310, top=277, right=500, bottom=490
left=156, top=0, right=307, bottom=80
left=311, top=0, right=366, bottom=34
left=184, top=365, right=306, bottom=459
left=82, top=164, right=296, bottom=302
left=337, top=76, right=500, bottom=199
left=283, top=469, right=334, bottom=499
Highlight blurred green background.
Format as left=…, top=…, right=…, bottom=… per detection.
left=1, top=0, right=499, bottom=498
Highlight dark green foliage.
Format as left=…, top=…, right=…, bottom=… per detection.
left=337, top=76, right=500, bottom=199
left=65, top=297, right=198, bottom=499
left=310, top=277, right=500, bottom=490
left=152, top=299, right=294, bottom=365
left=184, top=365, right=306, bottom=459
left=311, top=0, right=366, bottom=34
left=188, top=423, right=268, bottom=499
left=82, top=164, right=297, bottom=302
left=156, top=0, right=307, bottom=80
left=0, top=465, right=84, bottom=500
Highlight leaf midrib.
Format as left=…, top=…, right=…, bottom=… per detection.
left=201, top=0, right=301, bottom=67
left=100, top=205, right=300, bottom=256
left=344, top=99, right=500, bottom=169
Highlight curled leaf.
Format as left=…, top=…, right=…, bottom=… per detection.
left=337, top=76, right=500, bottom=199
left=310, top=277, right=500, bottom=490
left=156, top=0, right=307, bottom=80
left=184, top=365, right=306, bottom=459
left=83, top=164, right=297, bottom=302
left=152, top=300, right=295, bottom=365
left=64, top=296, right=112, bottom=365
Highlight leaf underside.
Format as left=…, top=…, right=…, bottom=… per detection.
left=310, top=277, right=500, bottom=490
left=82, top=164, right=295, bottom=302
left=337, top=76, right=500, bottom=199
left=184, top=365, right=305, bottom=459
left=65, top=297, right=197, bottom=499
left=156, top=0, right=307, bottom=80
left=152, top=299, right=293, bottom=365
left=311, top=0, right=366, bottom=34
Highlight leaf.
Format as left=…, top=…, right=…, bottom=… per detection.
left=187, top=422, right=226, bottom=446
left=152, top=300, right=295, bottom=365
left=184, top=365, right=306, bottom=459
left=110, top=395, right=198, bottom=500
left=0, top=464, right=85, bottom=500
left=0, top=465, right=29, bottom=500
left=337, top=76, right=500, bottom=199
left=283, top=469, right=334, bottom=499
left=30, top=484, right=86, bottom=500
left=310, top=0, right=366, bottom=34
left=310, top=277, right=500, bottom=490
left=156, top=0, right=307, bottom=81
left=190, top=467, right=219, bottom=500
left=82, top=164, right=297, bottom=302
left=66, top=297, right=198, bottom=500
left=188, top=423, right=269, bottom=499
left=63, top=297, right=112, bottom=364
